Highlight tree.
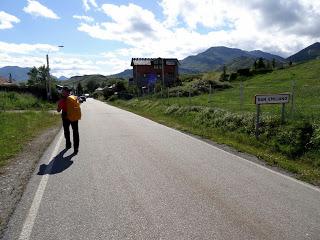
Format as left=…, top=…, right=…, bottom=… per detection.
left=256, top=58, right=266, bottom=69
left=27, top=67, right=39, bottom=85
left=86, top=79, right=99, bottom=93
left=8, top=73, right=13, bottom=83
left=76, top=82, right=83, bottom=95
left=220, top=65, right=228, bottom=81
left=272, top=58, right=276, bottom=69
left=38, top=65, right=48, bottom=86
left=100, top=81, right=107, bottom=88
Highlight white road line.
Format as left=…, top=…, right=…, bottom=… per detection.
left=18, top=132, right=63, bottom=240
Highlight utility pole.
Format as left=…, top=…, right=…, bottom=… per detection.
left=46, top=45, right=64, bottom=100
left=46, top=54, right=51, bottom=100
left=162, top=58, right=165, bottom=88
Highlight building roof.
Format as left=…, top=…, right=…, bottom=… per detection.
left=131, top=58, right=152, bottom=66
left=131, top=58, right=179, bottom=66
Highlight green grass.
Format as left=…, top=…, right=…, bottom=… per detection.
left=155, top=59, right=320, bottom=121
left=0, top=112, right=60, bottom=168
left=0, top=91, right=56, bottom=111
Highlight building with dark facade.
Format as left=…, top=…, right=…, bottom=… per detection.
left=130, top=58, right=179, bottom=90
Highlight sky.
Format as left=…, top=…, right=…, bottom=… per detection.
left=0, top=0, right=320, bottom=78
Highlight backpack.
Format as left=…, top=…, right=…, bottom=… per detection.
left=66, top=95, right=81, bottom=121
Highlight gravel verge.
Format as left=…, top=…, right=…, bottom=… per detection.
left=0, top=124, right=60, bottom=237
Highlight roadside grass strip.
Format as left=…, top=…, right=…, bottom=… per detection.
left=0, top=112, right=60, bottom=168
left=0, top=92, right=55, bottom=111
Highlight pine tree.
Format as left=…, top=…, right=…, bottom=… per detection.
left=77, top=82, right=83, bottom=95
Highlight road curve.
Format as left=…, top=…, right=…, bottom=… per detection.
left=3, top=98, right=320, bottom=240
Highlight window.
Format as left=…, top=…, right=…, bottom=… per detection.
left=154, top=64, right=162, bottom=69
left=153, top=59, right=162, bottom=69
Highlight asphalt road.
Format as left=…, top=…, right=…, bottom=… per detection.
left=3, top=98, right=320, bottom=240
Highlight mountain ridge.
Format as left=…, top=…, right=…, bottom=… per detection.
left=287, top=42, right=320, bottom=63
left=1, top=43, right=318, bottom=83
left=179, top=46, right=286, bottom=73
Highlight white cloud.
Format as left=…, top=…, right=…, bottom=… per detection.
left=82, top=0, right=98, bottom=11
left=3, top=1, right=320, bottom=77
left=0, top=41, right=59, bottom=54
left=0, top=11, right=20, bottom=29
left=78, top=3, right=168, bottom=45
left=73, top=15, right=94, bottom=22
left=76, top=1, right=320, bottom=62
left=159, top=0, right=236, bottom=30
left=0, top=41, right=125, bottom=77
left=23, top=0, right=60, bottom=19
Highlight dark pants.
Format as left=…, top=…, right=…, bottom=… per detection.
left=62, top=118, right=79, bottom=150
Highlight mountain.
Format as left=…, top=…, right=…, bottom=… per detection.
left=0, top=66, right=31, bottom=81
left=287, top=42, right=320, bottom=63
left=179, top=46, right=286, bottom=73
left=63, top=74, right=108, bottom=86
left=248, top=50, right=285, bottom=62
left=62, top=74, right=125, bottom=88
left=58, top=76, right=69, bottom=81
left=0, top=66, right=69, bottom=82
left=108, top=69, right=132, bottom=79
left=221, top=56, right=256, bottom=72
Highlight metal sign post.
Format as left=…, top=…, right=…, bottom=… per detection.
left=255, top=104, right=261, bottom=139
left=254, top=93, right=290, bottom=139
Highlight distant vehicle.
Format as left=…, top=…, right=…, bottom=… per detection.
left=78, top=96, right=86, bottom=103
left=84, top=93, right=90, bottom=98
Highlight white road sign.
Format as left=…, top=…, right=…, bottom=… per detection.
left=255, top=93, right=290, bottom=105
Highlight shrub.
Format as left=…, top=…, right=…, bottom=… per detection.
left=168, top=86, right=199, bottom=97
left=310, top=123, right=320, bottom=148
left=229, top=72, right=238, bottom=81
left=192, top=107, right=255, bottom=133
left=92, top=91, right=103, bottom=99
left=107, top=95, right=119, bottom=102
left=272, top=122, right=314, bottom=158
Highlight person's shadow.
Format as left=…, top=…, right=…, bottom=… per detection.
left=38, top=149, right=75, bottom=175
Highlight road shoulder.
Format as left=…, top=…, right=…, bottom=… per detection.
left=0, top=124, right=60, bottom=238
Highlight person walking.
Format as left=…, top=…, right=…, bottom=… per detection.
left=57, top=86, right=81, bottom=154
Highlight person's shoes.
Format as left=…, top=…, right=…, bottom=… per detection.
left=66, top=143, right=71, bottom=149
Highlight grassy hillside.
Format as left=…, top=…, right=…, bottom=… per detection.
left=165, top=59, right=320, bottom=121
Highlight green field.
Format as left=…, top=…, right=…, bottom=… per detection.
left=110, top=60, right=320, bottom=185
left=157, top=59, right=320, bottom=122
left=0, top=92, right=60, bottom=168
left=0, top=111, right=60, bottom=167
left=0, top=91, right=56, bottom=111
